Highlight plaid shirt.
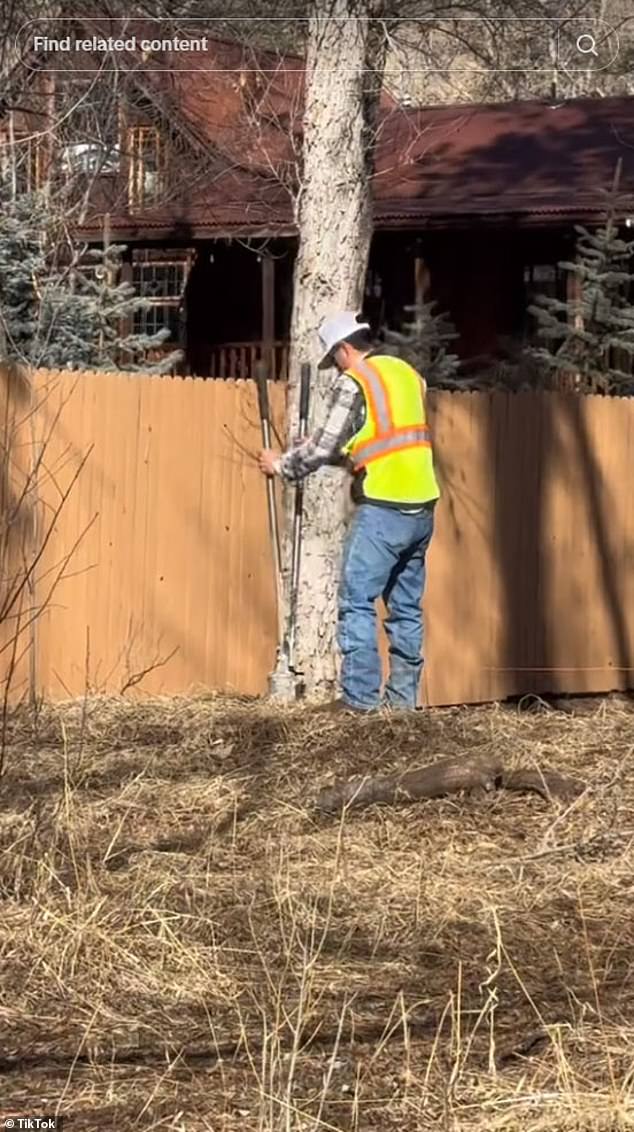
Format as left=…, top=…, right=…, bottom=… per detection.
left=277, top=373, right=365, bottom=482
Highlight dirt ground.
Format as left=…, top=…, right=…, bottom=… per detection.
left=0, top=694, right=633, bottom=1131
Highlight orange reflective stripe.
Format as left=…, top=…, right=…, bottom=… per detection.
left=360, top=357, right=396, bottom=430
left=350, top=425, right=431, bottom=468
left=360, top=438, right=432, bottom=468
left=365, top=357, right=427, bottom=424
left=347, top=366, right=380, bottom=436
left=346, top=356, right=432, bottom=473
left=353, top=423, right=431, bottom=456
left=348, top=359, right=391, bottom=434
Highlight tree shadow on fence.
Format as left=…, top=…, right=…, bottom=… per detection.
left=486, top=389, right=633, bottom=705
left=487, top=390, right=556, bottom=701
left=1, top=364, right=33, bottom=564
left=561, top=394, right=633, bottom=692
left=1, top=365, right=35, bottom=673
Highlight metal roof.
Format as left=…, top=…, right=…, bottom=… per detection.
left=74, top=38, right=634, bottom=235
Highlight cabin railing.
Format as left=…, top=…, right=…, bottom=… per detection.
left=209, top=341, right=289, bottom=381
left=135, top=340, right=290, bottom=380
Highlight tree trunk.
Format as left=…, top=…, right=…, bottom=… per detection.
left=287, top=0, right=386, bottom=697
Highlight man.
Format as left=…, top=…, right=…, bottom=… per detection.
left=258, top=311, right=440, bottom=713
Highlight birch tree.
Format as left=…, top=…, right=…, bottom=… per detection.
left=286, top=1, right=388, bottom=697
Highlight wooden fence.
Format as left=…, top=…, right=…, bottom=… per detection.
left=2, top=365, right=634, bottom=706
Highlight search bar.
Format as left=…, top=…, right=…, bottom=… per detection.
left=17, top=16, right=621, bottom=73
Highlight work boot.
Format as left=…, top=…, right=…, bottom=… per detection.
left=311, top=698, right=376, bottom=715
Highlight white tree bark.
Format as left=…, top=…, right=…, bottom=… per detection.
left=286, top=0, right=386, bottom=697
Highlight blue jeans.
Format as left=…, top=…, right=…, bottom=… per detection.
left=337, top=503, right=435, bottom=710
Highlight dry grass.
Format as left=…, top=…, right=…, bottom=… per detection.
left=0, top=693, right=633, bottom=1130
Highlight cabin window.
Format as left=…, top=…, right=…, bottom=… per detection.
left=0, top=130, right=44, bottom=194
left=523, top=263, right=566, bottom=342
left=62, top=141, right=120, bottom=176
left=524, top=263, right=564, bottom=299
left=132, top=254, right=190, bottom=340
left=127, top=125, right=163, bottom=210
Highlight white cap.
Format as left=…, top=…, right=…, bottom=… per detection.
left=317, top=311, right=371, bottom=368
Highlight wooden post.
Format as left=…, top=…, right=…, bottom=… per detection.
left=41, top=73, right=55, bottom=191
left=567, top=270, right=583, bottom=330
left=261, top=255, right=275, bottom=376
left=120, top=255, right=134, bottom=341
left=414, top=254, right=430, bottom=336
left=566, top=266, right=583, bottom=392
left=8, top=111, right=16, bottom=198
left=414, top=255, right=428, bottom=308
left=565, top=158, right=622, bottom=393
left=97, top=213, right=113, bottom=361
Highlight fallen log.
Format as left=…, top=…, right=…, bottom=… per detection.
left=501, top=767, right=583, bottom=803
left=314, top=756, right=584, bottom=815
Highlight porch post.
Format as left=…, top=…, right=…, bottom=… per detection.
left=566, top=268, right=583, bottom=392
left=414, top=253, right=430, bottom=338
left=261, top=254, right=275, bottom=377
left=414, top=254, right=430, bottom=306
left=120, top=253, right=134, bottom=341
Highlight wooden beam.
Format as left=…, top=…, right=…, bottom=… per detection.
left=414, top=255, right=430, bottom=308
left=566, top=268, right=583, bottom=392
left=261, top=255, right=275, bottom=375
left=120, top=257, right=134, bottom=341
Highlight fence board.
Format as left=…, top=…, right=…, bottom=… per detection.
left=3, top=368, right=634, bottom=706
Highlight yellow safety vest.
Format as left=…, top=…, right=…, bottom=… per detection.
left=342, top=354, right=440, bottom=506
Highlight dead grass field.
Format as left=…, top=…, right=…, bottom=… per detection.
left=0, top=694, right=633, bottom=1131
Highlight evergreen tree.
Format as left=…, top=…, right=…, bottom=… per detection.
left=528, top=162, right=634, bottom=394
left=383, top=299, right=460, bottom=387
left=0, top=187, right=182, bottom=372
left=0, top=190, right=45, bottom=363
left=42, top=245, right=182, bottom=373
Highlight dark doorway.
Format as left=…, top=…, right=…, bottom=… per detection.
left=184, top=238, right=295, bottom=377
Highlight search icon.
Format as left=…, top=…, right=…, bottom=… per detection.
left=576, top=33, right=598, bottom=56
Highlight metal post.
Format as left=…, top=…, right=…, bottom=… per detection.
left=287, top=362, right=311, bottom=671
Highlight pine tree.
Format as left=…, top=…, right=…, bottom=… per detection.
left=0, top=190, right=45, bottom=364
left=41, top=245, right=182, bottom=373
left=383, top=299, right=460, bottom=387
left=0, top=187, right=181, bottom=372
left=528, top=160, right=634, bottom=394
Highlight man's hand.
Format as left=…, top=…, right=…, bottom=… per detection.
left=258, top=448, right=280, bottom=477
